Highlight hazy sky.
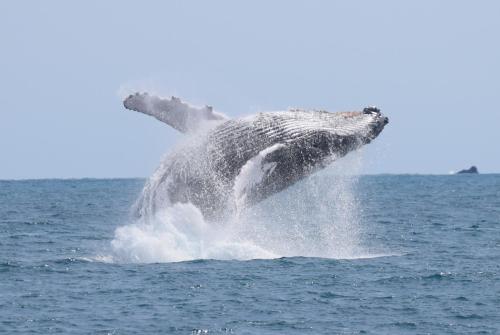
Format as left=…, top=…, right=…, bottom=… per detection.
left=1, top=1, right=499, bottom=179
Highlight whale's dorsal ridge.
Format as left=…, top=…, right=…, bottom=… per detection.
left=123, top=92, right=228, bottom=133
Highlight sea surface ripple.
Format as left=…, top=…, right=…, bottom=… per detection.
left=0, top=175, right=499, bottom=334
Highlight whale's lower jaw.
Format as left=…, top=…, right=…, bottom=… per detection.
left=134, top=110, right=388, bottom=220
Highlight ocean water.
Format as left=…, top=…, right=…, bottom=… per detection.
left=1, top=174, right=499, bottom=334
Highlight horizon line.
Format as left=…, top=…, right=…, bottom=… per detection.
left=1, top=172, right=498, bottom=181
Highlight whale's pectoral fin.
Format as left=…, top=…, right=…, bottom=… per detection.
left=233, top=143, right=288, bottom=208
left=123, top=92, right=228, bottom=133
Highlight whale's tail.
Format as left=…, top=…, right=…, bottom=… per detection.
left=123, top=92, right=228, bottom=133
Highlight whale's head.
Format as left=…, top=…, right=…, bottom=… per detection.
left=335, top=106, right=389, bottom=144
left=278, top=106, right=388, bottom=159
left=252, top=106, right=389, bottom=182
left=316, top=106, right=388, bottom=159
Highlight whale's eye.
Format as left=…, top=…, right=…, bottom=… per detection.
left=363, top=106, right=380, bottom=114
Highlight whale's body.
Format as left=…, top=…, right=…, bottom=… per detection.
left=124, top=93, right=388, bottom=219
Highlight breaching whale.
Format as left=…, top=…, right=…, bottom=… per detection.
left=124, top=93, right=388, bottom=220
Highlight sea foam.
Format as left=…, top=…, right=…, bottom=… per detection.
left=108, top=202, right=276, bottom=263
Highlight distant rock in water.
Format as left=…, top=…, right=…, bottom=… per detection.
left=456, top=166, right=479, bottom=174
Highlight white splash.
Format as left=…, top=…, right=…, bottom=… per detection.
left=106, top=203, right=276, bottom=263
left=98, top=148, right=388, bottom=264
left=233, top=149, right=369, bottom=259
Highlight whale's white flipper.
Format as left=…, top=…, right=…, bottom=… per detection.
left=233, top=143, right=285, bottom=209
left=123, top=92, right=228, bottom=133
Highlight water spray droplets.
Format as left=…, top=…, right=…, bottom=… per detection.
left=104, top=149, right=370, bottom=263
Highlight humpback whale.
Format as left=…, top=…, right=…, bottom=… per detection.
left=124, top=93, right=388, bottom=220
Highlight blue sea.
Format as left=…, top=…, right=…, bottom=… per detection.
left=1, top=174, right=499, bottom=334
